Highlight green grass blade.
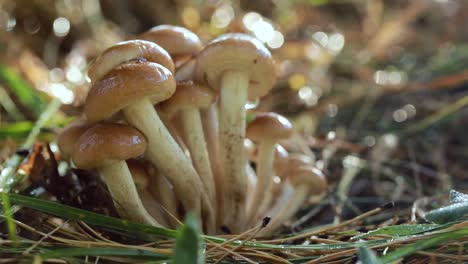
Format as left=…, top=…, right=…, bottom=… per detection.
left=351, top=224, right=441, bottom=240
left=378, top=227, right=468, bottom=263
left=2, top=193, right=178, bottom=238
left=424, top=202, right=468, bottom=224
left=40, top=247, right=170, bottom=260
left=0, top=121, right=35, bottom=139
left=0, top=64, right=46, bottom=115
left=358, top=247, right=382, bottom=264
left=173, top=214, right=204, bottom=264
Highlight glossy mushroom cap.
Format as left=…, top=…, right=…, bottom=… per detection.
left=195, top=33, right=276, bottom=99
left=57, top=117, right=91, bottom=158
left=246, top=112, right=293, bottom=142
left=158, top=81, right=215, bottom=118
left=127, top=160, right=150, bottom=188
left=87, top=40, right=175, bottom=83
left=287, top=153, right=315, bottom=170
left=72, top=123, right=147, bottom=170
left=288, top=165, right=327, bottom=195
left=85, top=60, right=176, bottom=123
left=140, top=25, right=202, bottom=57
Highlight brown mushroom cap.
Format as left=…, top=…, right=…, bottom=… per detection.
left=85, top=60, right=176, bottom=123
left=57, top=117, right=91, bottom=158
left=158, top=81, right=215, bottom=118
left=287, top=153, right=315, bottom=170
left=87, top=40, right=175, bottom=83
left=72, top=123, right=147, bottom=170
left=140, top=25, right=202, bottom=57
left=288, top=165, right=327, bottom=195
left=246, top=112, right=293, bottom=142
left=195, top=33, right=276, bottom=99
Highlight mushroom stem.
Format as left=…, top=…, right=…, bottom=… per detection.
left=137, top=187, right=170, bottom=227
left=246, top=140, right=275, bottom=225
left=123, top=98, right=215, bottom=233
left=148, top=168, right=180, bottom=228
left=257, top=184, right=307, bottom=237
left=179, top=109, right=217, bottom=210
left=99, top=161, right=161, bottom=226
left=219, top=70, right=249, bottom=232
left=201, top=104, right=224, bottom=226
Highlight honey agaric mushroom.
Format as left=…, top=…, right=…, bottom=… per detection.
left=87, top=40, right=175, bottom=82
left=245, top=113, right=292, bottom=226
left=140, top=25, right=202, bottom=67
left=258, top=165, right=327, bottom=237
left=72, top=122, right=161, bottom=226
left=159, top=81, right=217, bottom=209
left=128, top=160, right=170, bottom=227
left=195, top=33, right=276, bottom=232
left=85, top=60, right=215, bottom=233
left=57, top=117, right=90, bottom=159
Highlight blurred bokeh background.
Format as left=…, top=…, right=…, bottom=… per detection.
left=1, top=0, right=468, bottom=225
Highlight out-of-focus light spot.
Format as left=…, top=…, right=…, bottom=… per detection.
left=305, top=42, right=322, bottom=60
left=312, top=31, right=328, bottom=47
left=49, top=68, right=64, bottom=83
left=53, top=17, right=70, bottom=37
left=212, top=4, right=234, bottom=29
left=251, top=20, right=274, bottom=42
left=267, top=31, right=284, bottom=49
left=273, top=176, right=281, bottom=184
left=66, top=66, right=83, bottom=84
left=242, top=12, right=262, bottom=30
left=327, top=33, right=345, bottom=54
left=7, top=17, right=16, bottom=31
left=245, top=97, right=259, bottom=109
left=327, top=131, right=336, bottom=140
left=364, top=135, right=376, bottom=147
left=288, top=74, right=306, bottom=91
left=374, top=70, right=407, bottom=85
left=182, top=7, right=200, bottom=29
left=298, top=86, right=319, bottom=106
left=403, top=104, right=416, bottom=118
left=382, top=133, right=398, bottom=148
left=393, top=109, right=407, bottom=123
left=374, top=70, right=387, bottom=84
left=327, top=104, right=338, bottom=117
left=343, top=155, right=362, bottom=168
left=49, top=83, right=74, bottom=104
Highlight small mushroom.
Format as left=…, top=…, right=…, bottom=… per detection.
left=159, top=81, right=217, bottom=211
left=86, top=60, right=214, bottom=232
left=57, top=117, right=90, bottom=159
left=72, top=122, right=161, bottom=226
left=258, top=165, right=327, bottom=237
left=139, top=25, right=202, bottom=81
left=195, top=33, right=276, bottom=232
left=245, top=113, right=292, bottom=226
left=128, top=160, right=170, bottom=227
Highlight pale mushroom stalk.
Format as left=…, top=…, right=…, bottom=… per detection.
left=246, top=140, right=275, bottom=223
left=179, top=109, right=217, bottom=206
left=72, top=123, right=161, bottom=227
left=100, top=161, right=162, bottom=226
left=219, top=70, right=250, bottom=231
left=148, top=169, right=180, bottom=228
left=129, top=161, right=170, bottom=227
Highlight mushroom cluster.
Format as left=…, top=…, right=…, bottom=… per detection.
left=58, top=25, right=328, bottom=236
